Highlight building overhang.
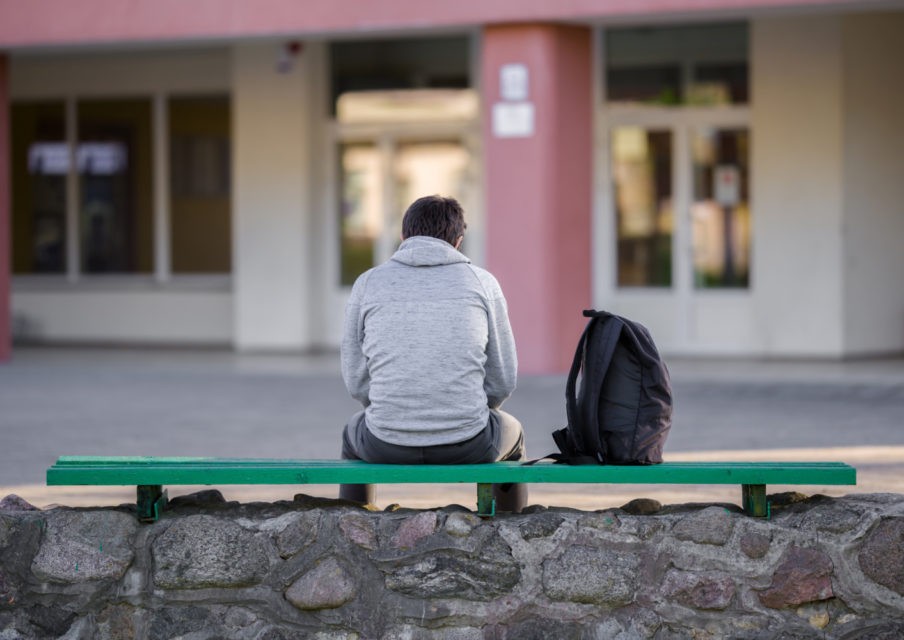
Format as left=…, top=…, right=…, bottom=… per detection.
left=1, top=0, right=901, bottom=50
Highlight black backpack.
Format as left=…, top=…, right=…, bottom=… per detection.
left=551, top=309, right=673, bottom=465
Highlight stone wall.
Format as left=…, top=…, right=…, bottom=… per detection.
left=2, top=491, right=904, bottom=639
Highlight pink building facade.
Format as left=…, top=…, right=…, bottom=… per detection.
left=2, top=0, right=903, bottom=372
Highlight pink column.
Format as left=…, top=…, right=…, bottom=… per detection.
left=482, top=24, right=593, bottom=374
left=0, top=54, right=10, bottom=362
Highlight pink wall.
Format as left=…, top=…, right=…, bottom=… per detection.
left=483, top=25, right=593, bottom=374
left=0, top=0, right=858, bottom=48
left=0, top=55, right=9, bottom=361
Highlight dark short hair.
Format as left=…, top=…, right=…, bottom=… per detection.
left=401, top=195, right=467, bottom=246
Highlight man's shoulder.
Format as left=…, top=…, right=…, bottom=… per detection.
left=348, top=267, right=378, bottom=300
left=464, top=264, right=505, bottom=300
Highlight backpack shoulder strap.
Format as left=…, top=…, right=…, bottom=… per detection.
left=559, top=309, right=625, bottom=463
left=563, top=322, right=590, bottom=436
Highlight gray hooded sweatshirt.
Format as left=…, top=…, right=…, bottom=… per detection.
left=341, top=236, right=518, bottom=446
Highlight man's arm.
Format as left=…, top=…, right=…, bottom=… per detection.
left=484, top=286, right=518, bottom=409
left=340, top=273, right=371, bottom=407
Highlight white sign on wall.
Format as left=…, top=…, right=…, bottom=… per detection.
left=500, top=63, right=529, bottom=101
left=492, top=102, right=535, bottom=138
left=714, top=165, right=741, bottom=207
left=494, top=63, right=534, bottom=138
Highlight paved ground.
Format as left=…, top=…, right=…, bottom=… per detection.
left=2, top=346, right=903, bottom=511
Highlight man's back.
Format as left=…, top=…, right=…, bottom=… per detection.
left=339, top=195, right=526, bottom=512
left=341, top=236, right=516, bottom=447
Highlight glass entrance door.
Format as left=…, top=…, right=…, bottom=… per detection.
left=338, top=136, right=475, bottom=286
left=601, top=111, right=751, bottom=352
left=599, top=21, right=753, bottom=353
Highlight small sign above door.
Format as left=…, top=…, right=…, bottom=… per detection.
left=714, top=165, right=741, bottom=207
left=500, top=63, right=529, bottom=101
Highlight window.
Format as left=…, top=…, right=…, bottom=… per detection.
left=78, top=99, right=154, bottom=273
left=606, top=23, right=748, bottom=106
left=331, top=37, right=470, bottom=110
left=11, top=102, right=66, bottom=274
left=11, top=94, right=232, bottom=279
left=612, top=128, right=673, bottom=287
left=169, top=96, right=231, bottom=273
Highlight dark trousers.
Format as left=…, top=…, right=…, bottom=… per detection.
left=339, top=409, right=528, bottom=513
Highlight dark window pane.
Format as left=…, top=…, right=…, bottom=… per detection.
left=606, top=22, right=748, bottom=106
left=78, top=99, right=153, bottom=273
left=692, top=128, right=751, bottom=288
left=613, top=128, right=673, bottom=287
left=11, top=102, right=67, bottom=274
left=169, top=96, right=232, bottom=273
left=691, top=63, right=749, bottom=105
left=339, top=143, right=381, bottom=286
left=331, top=37, right=470, bottom=113
left=607, top=66, right=682, bottom=105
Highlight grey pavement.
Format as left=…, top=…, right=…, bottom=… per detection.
left=2, top=346, right=904, bottom=508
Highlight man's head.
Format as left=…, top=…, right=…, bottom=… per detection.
left=401, top=195, right=467, bottom=248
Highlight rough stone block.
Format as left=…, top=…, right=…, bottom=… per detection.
left=444, top=512, right=481, bottom=538
left=382, top=626, right=483, bottom=640
left=339, top=513, right=377, bottom=550
left=740, top=532, right=771, bottom=559
left=672, top=506, right=736, bottom=545
left=758, top=546, right=833, bottom=609
left=0, top=571, right=13, bottom=607
left=0, top=605, right=78, bottom=639
left=579, top=511, right=621, bottom=532
left=829, top=621, right=904, bottom=639
left=147, top=605, right=217, bottom=640
left=383, top=535, right=519, bottom=600
left=167, top=489, right=227, bottom=508
left=96, top=603, right=140, bottom=640
left=0, top=515, right=44, bottom=610
left=153, top=515, right=269, bottom=589
left=285, top=557, right=356, bottom=610
left=661, top=568, right=735, bottom=610
left=858, top=517, right=904, bottom=596
left=621, top=498, right=662, bottom=515
left=274, top=510, right=322, bottom=558
left=31, top=510, right=137, bottom=583
left=391, top=512, right=437, bottom=549
left=0, top=496, right=38, bottom=512
left=493, top=616, right=594, bottom=640
left=542, top=545, right=638, bottom=606
left=518, top=513, right=564, bottom=540
left=794, top=500, right=863, bottom=534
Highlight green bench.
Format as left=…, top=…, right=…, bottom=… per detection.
left=46, top=456, right=856, bottom=522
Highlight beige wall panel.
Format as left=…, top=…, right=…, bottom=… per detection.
left=232, top=42, right=317, bottom=350
left=751, top=15, right=845, bottom=356
left=841, top=12, right=904, bottom=355
left=12, top=289, right=232, bottom=344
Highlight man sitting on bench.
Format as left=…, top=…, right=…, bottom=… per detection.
left=339, top=195, right=527, bottom=512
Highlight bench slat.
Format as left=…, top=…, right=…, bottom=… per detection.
left=47, top=458, right=856, bottom=487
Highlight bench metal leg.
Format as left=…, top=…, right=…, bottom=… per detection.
left=137, top=485, right=168, bottom=523
left=742, top=484, right=768, bottom=517
left=476, top=483, right=495, bottom=517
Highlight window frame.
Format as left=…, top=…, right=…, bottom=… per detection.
left=11, top=91, right=232, bottom=289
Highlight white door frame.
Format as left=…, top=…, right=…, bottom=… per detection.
left=319, top=121, right=483, bottom=347
left=595, top=104, right=751, bottom=351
